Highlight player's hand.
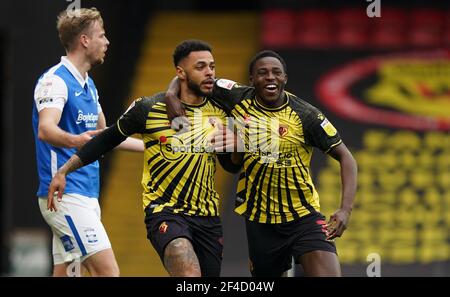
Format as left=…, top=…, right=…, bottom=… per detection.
left=165, top=92, right=187, bottom=122
left=209, top=122, right=241, bottom=153
left=171, top=116, right=191, bottom=133
left=47, top=172, right=67, bottom=212
left=326, top=208, right=351, bottom=240
left=75, top=129, right=102, bottom=149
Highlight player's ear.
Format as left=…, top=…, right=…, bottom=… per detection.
left=79, top=34, right=89, bottom=48
left=176, top=66, right=186, bottom=80
left=249, top=75, right=254, bottom=87
left=284, top=73, right=288, bottom=84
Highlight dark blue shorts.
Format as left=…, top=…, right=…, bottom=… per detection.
left=245, top=212, right=337, bottom=277
left=144, top=207, right=223, bottom=277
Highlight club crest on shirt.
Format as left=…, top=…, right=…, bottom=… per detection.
left=243, top=114, right=252, bottom=125
left=278, top=125, right=289, bottom=137
left=208, top=117, right=219, bottom=127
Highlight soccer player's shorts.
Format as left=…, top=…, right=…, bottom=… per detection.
left=38, top=194, right=112, bottom=265
left=144, top=207, right=223, bottom=277
left=245, top=212, right=337, bottom=277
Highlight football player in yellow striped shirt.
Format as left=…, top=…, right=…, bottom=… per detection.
left=47, top=40, right=241, bottom=277
left=166, top=49, right=358, bottom=277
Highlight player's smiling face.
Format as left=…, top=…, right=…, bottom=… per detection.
left=250, top=57, right=288, bottom=108
left=179, top=51, right=215, bottom=97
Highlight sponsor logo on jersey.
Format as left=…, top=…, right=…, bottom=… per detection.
left=38, top=98, right=54, bottom=105
left=76, top=109, right=98, bottom=128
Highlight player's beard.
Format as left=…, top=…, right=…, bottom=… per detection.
left=90, top=55, right=104, bottom=68
left=88, top=48, right=106, bottom=68
left=186, top=75, right=210, bottom=97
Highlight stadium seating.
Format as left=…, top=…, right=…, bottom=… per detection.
left=319, top=130, right=450, bottom=264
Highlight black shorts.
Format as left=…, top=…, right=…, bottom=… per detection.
left=144, top=207, right=223, bottom=277
left=245, top=212, right=337, bottom=277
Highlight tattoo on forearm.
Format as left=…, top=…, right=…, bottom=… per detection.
left=163, top=238, right=201, bottom=276
left=60, top=155, right=84, bottom=175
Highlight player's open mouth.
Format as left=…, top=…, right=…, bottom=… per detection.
left=264, top=84, right=278, bottom=92
left=202, top=79, right=214, bottom=88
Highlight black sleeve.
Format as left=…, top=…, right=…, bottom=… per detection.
left=217, top=153, right=243, bottom=174
left=303, top=110, right=342, bottom=153
left=76, top=124, right=127, bottom=166
left=116, top=98, right=148, bottom=136
left=210, top=79, right=254, bottom=113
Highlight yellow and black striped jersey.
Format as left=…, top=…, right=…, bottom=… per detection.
left=211, top=79, right=342, bottom=223
left=116, top=92, right=227, bottom=216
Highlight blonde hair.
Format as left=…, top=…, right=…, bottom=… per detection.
left=56, top=7, right=103, bottom=51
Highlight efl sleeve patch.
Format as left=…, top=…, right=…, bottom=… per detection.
left=320, top=118, right=337, bottom=137
left=34, top=75, right=68, bottom=112
left=216, top=78, right=237, bottom=90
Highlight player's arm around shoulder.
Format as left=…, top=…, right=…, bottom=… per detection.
left=165, top=76, right=187, bottom=122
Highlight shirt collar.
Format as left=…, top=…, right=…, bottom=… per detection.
left=254, top=91, right=289, bottom=112
left=60, top=56, right=89, bottom=88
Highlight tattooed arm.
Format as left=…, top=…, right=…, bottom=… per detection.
left=47, top=124, right=128, bottom=211
left=47, top=155, right=84, bottom=211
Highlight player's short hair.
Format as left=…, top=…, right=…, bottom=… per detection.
left=248, top=50, right=287, bottom=75
left=173, top=40, right=212, bottom=66
left=56, top=7, right=104, bottom=51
